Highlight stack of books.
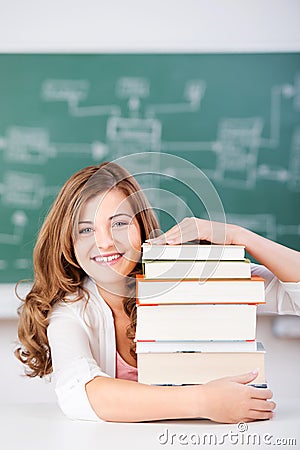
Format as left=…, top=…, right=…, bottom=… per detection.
left=135, top=243, right=267, bottom=386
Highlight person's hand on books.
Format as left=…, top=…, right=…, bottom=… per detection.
left=146, top=217, right=242, bottom=246
left=145, top=215, right=300, bottom=283
left=200, top=369, right=276, bottom=423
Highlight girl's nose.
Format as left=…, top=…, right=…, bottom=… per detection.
left=94, top=227, right=115, bottom=250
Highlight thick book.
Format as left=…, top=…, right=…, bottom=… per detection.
left=142, top=243, right=245, bottom=261
left=136, top=275, right=265, bottom=305
left=136, top=304, right=257, bottom=341
left=143, top=259, right=251, bottom=279
left=137, top=342, right=266, bottom=385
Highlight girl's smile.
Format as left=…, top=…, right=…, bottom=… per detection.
left=91, top=252, right=125, bottom=265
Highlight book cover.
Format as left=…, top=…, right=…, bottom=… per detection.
left=137, top=342, right=266, bottom=385
left=136, top=304, right=257, bottom=341
left=136, top=275, right=265, bottom=305
left=143, top=259, right=251, bottom=279
left=142, top=243, right=245, bottom=261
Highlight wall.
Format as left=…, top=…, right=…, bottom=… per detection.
left=0, top=0, right=300, bottom=53
left=0, top=0, right=299, bottom=404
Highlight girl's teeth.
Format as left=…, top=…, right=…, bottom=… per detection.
left=95, top=254, right=121, bottom=262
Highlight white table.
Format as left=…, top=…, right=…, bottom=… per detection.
left=0, top=398, right=299, bottom=450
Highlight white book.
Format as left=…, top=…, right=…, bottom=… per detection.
left=137, top=342, right=266, bottom=385
left=136, top=304, right=257, bottom=341
left=143, top=259, right=251, bottom=279
left=142, top=243, right=245, bottom=261
left=136, top=275, right=265, bottom=305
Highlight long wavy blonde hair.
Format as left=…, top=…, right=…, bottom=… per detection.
left=15, top=162, right=160, bottom=378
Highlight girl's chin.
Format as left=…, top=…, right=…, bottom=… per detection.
left=85, top=259, right=138, bottom=283
left=92, top=270, right=131, bottom=285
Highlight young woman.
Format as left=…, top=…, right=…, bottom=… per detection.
left=15, top=162, right=300, bottom=423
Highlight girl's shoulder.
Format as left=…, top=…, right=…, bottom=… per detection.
left=49, top=278, right=89, bottom=314
left=49, top=291, right=89, bottom=321
left=49, top=277, right=108, bottom=323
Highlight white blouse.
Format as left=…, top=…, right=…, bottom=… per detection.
left=47, top=265, right=300, bottom=421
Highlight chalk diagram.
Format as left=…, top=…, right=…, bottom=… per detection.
left=0, top=73, right=300, bottom=275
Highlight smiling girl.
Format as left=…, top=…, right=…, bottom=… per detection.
left=15, top=162, right=300, bottom=423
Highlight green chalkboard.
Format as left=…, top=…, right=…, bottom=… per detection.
left=0, top=53, right=299, bottom=283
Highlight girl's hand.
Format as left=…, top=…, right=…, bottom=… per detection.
left=147, top=216, right=300, bottom=283
left=199, top=370, right=276, bottom=423
left=147, top=217, right=244, bottom=246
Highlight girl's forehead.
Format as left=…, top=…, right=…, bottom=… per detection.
left=80, top=189, right=132, bottom=219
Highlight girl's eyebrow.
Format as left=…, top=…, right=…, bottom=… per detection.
left=79, top=214, right=133, bottom=224
left=109, top=213, right=133, bottom=220
left=78, top=220, right=93, bottom=225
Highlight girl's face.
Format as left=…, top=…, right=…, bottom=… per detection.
left=73, top=189, right=142, bottom=287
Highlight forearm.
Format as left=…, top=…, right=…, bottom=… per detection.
left=85, top=376, right=202, bottom=422
left=148, top=217, right=300, bottom=283
left=234, top=226, right=300, bottom=282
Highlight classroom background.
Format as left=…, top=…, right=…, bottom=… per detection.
left=0, top=0, right=299, bottom=405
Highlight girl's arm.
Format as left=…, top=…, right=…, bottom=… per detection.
left=147, top=218, right=300, bottom=282
left=86, top=370, right=275, bottom=423
left=233, top=227, right=300, bottom=283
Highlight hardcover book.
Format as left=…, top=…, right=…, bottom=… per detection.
left=142, top=243, right=245, bottom=261
left=136, top=275, right=265, bottom=305
left=142, top=259, right=251, bottom=279
left=137, top=342, right=266, bottom=386
left=136, top=304, right=257, bottom=341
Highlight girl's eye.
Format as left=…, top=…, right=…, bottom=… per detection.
left=112, top=221, right=129, bottom=228
left=79, top=227, right=94, bottom=235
